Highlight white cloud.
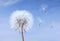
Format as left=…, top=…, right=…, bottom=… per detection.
left=0, top=0, right=21, bottom=7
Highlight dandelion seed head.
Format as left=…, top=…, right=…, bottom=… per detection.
left=9, top=10, right=34, bottom=32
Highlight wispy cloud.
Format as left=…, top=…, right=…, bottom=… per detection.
left=0, top=0, right=21, bottom=7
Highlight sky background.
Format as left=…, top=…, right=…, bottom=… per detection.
left=0, top=0, right=60, bottom=41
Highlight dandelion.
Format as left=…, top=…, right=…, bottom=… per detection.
left=9, top=10, right=34, bottom=41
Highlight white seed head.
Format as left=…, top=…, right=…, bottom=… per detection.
left=9, top=10, right=34, bottom=32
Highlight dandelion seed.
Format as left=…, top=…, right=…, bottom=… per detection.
left=40, top=4, right=48, bottom=15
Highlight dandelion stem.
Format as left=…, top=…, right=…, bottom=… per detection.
left=22, top=25, right=24, bottom=41
left=22, top=29, right=24, bottom=41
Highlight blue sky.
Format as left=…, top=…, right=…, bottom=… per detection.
left=0, top=0, right=60, bottom=41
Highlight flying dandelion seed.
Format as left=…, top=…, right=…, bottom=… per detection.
left=9, top=10, right=34, bottom=41
left=40, top=4, right=48, bottom=15
left=37, top=17, right=42, bottom=27
left=50, top=22, right=55, bottom=28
